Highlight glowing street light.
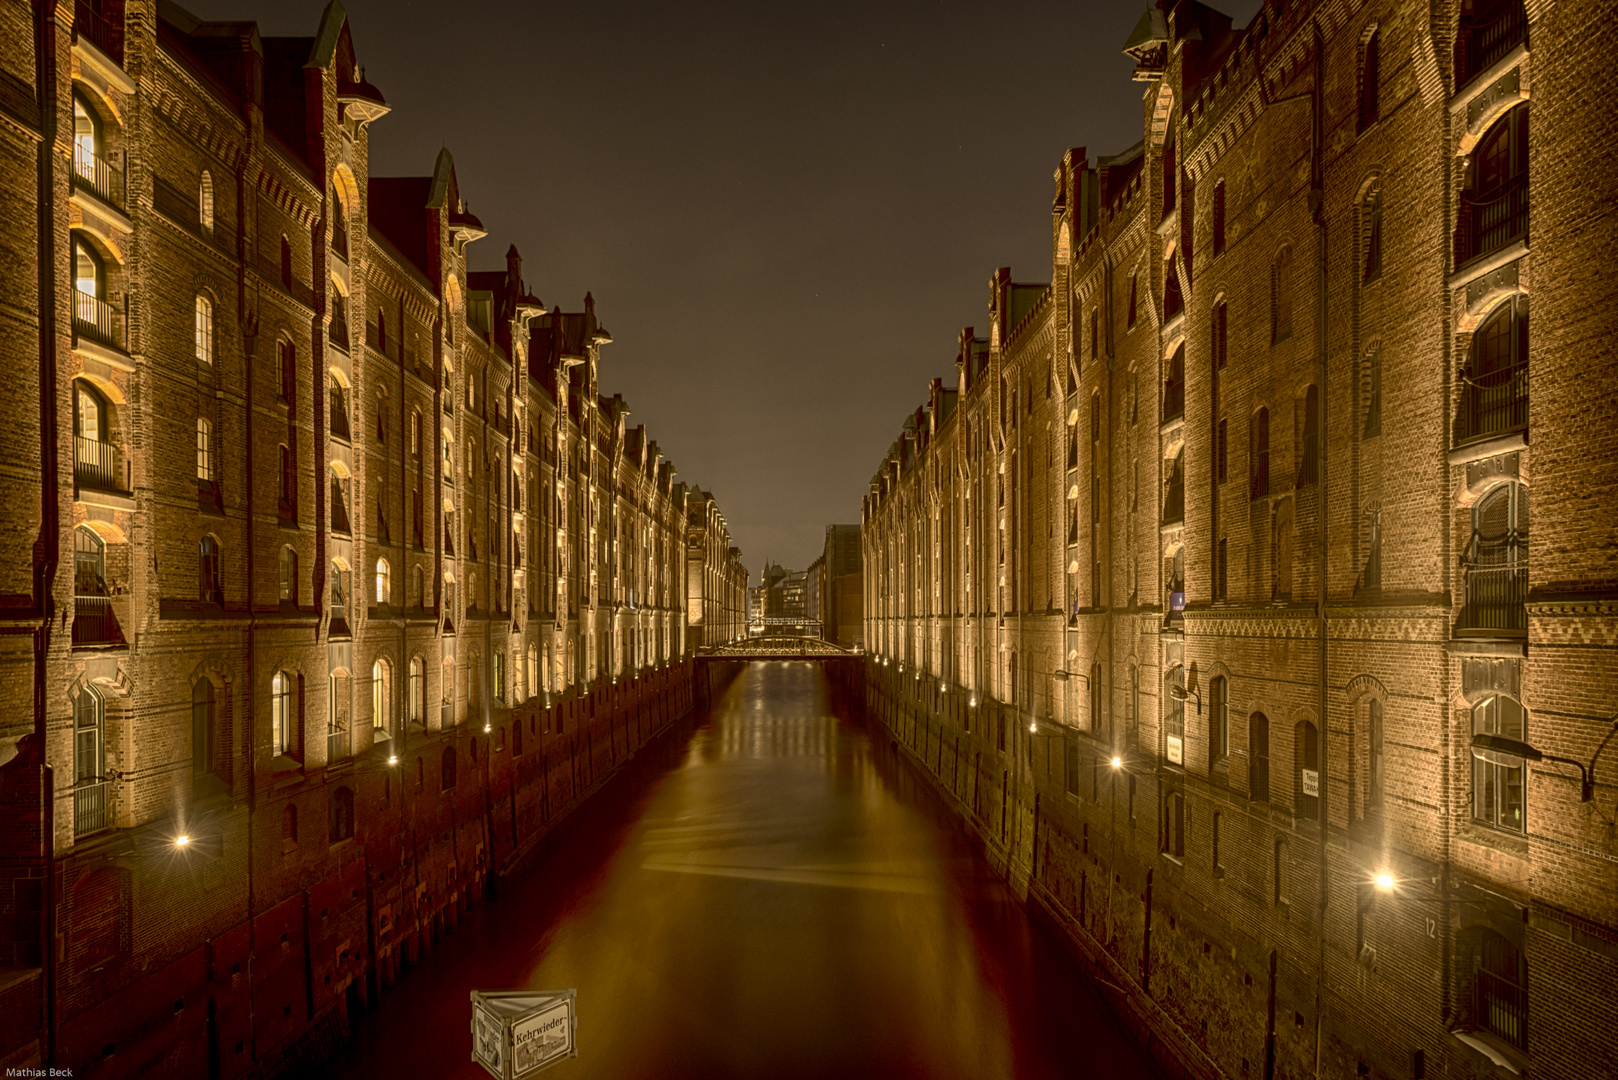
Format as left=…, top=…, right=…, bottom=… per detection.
left=1374, top=871, right=1396, bottom=892
left=174, top=834, right=190, bottom=847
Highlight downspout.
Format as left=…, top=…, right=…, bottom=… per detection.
left=1309, top=23, right=1331, bottom=1080
left=237, top=131, right=260, bottom=1067
left=35, top=0, right=61, bottom=1061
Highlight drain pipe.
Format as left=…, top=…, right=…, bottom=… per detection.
left=1308, top=23, right=1331, bottom=1080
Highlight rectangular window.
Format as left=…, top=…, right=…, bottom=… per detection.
left=494, top=652, right=505, bottom=701
left=1358, top=29, right=1380, bottom=131
left=1215, top=538, right=1228, bottom=601
left=1363, top=189, right=1382, bottom=281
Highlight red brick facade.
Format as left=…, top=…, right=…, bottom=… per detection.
left=0, top=2, right=745, bottom=1073
left=863, top=2, right=1618, bottom=1078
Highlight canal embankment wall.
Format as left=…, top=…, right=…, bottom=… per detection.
left=861, top=659, right=1225, bottom=1080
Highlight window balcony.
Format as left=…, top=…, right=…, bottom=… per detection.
left=73, top=289, right=123, bottom=351
left=1459, top=558, right=1527, bottom=635
left=1456, top=173, right=1527, bottom=270
left=72, top=595, right=122, bottom=647
left=74, top=0, right=122, bottom=65
left=74, top=435, right=124, bottom=492
left=73, top=779, right=109, bottom=836
left=72, top=145, right=124, bottom=210
left=1457, top=358, right=1527, bottom=444
left=1457, top=0, right=1528, bottom=90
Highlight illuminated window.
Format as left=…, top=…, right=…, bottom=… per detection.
left=199, top=170, right=214, bottom=234
left=195, top=295, right=213, bottom=364
left=375, top=558, right=390, bottom=604
left=271, top=671, right=293, bottom=756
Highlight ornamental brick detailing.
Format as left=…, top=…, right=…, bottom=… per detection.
left=863, top=2, right=1618, bottom=1079
left=0, top=2, right=746, bottom=1072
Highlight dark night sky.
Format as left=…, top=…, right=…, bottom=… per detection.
left=190, top=0, right=1261, bottom=579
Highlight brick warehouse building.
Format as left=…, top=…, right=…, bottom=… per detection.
left=0, top=1, right=748, bottom=1074
left=863, top=0, right=1616, bottom=1078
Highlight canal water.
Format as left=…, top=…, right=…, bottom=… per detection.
left=326, top=662, right=1161, bottom=1079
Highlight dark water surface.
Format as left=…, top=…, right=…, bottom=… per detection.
left=326, top=662, right=1160, bottom=1079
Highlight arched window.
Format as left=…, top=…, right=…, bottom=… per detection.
left=72, top=94, right=101, bottom=179
left=408, top=658, right=423, bottom=726
left=330, top=465, right=350, bottom=534
left=1362, top=184, right=1383, bottom=282
left=1250, top=407, right=1271, bottom=499
left=1271, top=247, right=1293, bottom=343
left=1212, top=180, right=1226, bottom=255
left=1249, top=712, right=1270, bottom=801
left=280, top=236, right=293, bottom=287
left=74, top=379, right=106, bottom=442
left=279, top=546, right=298, bottom=603
left=1271, top=499, right=1294, bottom=601
left=74, top=236, right=102, bottom=299
left=1464, top=482, right=1528, bottom=632
left=195, top=295, right=213, bottom=364
left=377, top=309, right=388, bottom=352
left=1164, top=665, right=1185, bottom=764
left=196, top=417, right=213, bottom=482
left=1457, top=102, right=1528, bottom=267
left=192, top=679, right=216, bottom=779
left=330, top=186, right=349, bottom=259
left=1164, top=446, right=1185, bottom=524
left=441, top=746, right=457, bottom=790
left=329, top=786, right=354, bottom=842
left=1460, top=296, right=1528, bottom=443
left=1163, top=256, right=1183, bottom=322
left=271, top=671, right=293, bottom=756
left=199, top=536, right=222, bottom=604
left=1162, top=788, right=1185, bottom=857
left=411, top=565, right=424, bottom=609
left=1358, top=28, right=1380, bottom=131
left=1208, top=676, right=1228, bottom=766
left=376, top=390, right=388, bottom=443
left=329, top=559, right=348, bottom=623
left=199, top=170, right=214, bottom=234
left=73, top=525, right=106, bottom=599
left=410, top=409, right=422, bottom=456
left=375, top=558, right=390, bottom=604
left=281, top=804, right=297, bottom=852
left=1126, top=272, right=1138, bottom=329
left=1162, top=344, right=1185, bottom=422
left=1295, top=720, right=1320, bottom=820
left=1463, top=928, right=1528, bottom=1049
left=73, top=686, right=106, bottom=835
left=1473, top=694, right=1526, bottom=832
left=1366, top=698, right=1384, bottom=815
left=1296, top=385, right=1319, bottom=487
left=372, top=660, right=390, bottom=739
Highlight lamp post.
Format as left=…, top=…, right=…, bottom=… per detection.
left=1469, top=730, right=1611, bottom=803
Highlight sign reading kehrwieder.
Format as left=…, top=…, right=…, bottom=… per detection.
left=470, top=989, right=578, bottom=1078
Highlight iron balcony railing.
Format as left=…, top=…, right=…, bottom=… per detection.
left=73, top=289, right=122, bottom=350
left=1458, top=358, right=1528, bottom=444
left=1461, top=535, right=1528, bottom=633
left=74, top=779, right=109, bottom=836
left=72, top=595, right=120, bottom=646
left=1476, top=968, right=1528, bottom=1050
left=74, top=1, right=122, bottom=63
left=1456, top=173, right=1528, bottom=269
left=74, top=435, right=121, bottom=491
left=72, top=145, right=124, bottom=209
left=1457, top=0, right=1528, bottom=88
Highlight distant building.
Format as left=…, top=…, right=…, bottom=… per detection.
left=818, top=525, right=863, bottom=649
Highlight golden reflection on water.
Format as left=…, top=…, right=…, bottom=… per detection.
left=527, top=661, right=1014, bottom=1078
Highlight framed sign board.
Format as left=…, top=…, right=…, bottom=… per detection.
left=471, top=989, right=578, bottom=1078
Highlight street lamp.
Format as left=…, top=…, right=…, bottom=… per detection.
left=1470, top=732, right=1599, bottom=802
left=1168, top=682, right=1202, bottom=715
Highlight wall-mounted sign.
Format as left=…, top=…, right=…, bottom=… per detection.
left=1166, top=735, right=1184, bottom=765
left=1302, top=769, right=1319, bottom=797
left=471, top=989, right=577, bottom=1079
